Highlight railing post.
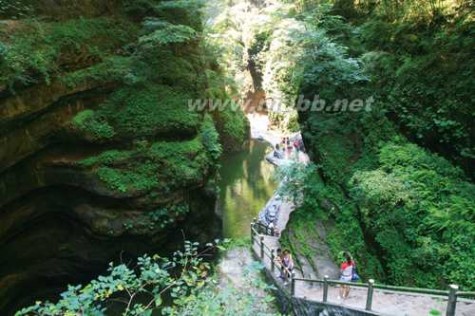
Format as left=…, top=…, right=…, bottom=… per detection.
left=323, top=275, right=329, bottom=303
left=446, top=284, right=458, bottom=316
left=271, top=249, right=275, bottom=273
left=291, top=272, right=296, bottom=296
left=251, top=218, right=256, bottom=242
left=366, top=279, right=375, bottom=311
left=260, top=235, right=264, bottom=259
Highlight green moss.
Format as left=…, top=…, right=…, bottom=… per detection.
left=80, top=136, right=212, bottom=194
left=71, top=110, right=115, bottom=141
left=349, top=142, right=475, bottom=288
left=71, top=84, right=202, bottom=141
left=213, top=103, right=248, bottom=152
left=61, top=56, right=134, bottom=88
left=101, top=85, right=200, bottom=137
left=144, top=47, right=205, bottom=89
left=317, top=133, right=357, bottom=182
left=0, top=17, right=137, bottom=87
left=379, top=143, right=465, bottom=179
left=146, top=202, right=190, bottom=230
left=80, top=149, right=133, bottom=168
left=200, top=114, right=222, bottom=161
left=139, top=21, right=197, bottom=45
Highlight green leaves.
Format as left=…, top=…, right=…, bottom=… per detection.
left=71, top=110, right=116, bottom=141
left=140, top=19, right=197, bottom=46
left=0, top=18, right=136, bottom=89
left=348, top=141, right=475, bottom=288
left=201, top=114, right=222, bottom=161
left=16, top=241, right=227, bottom=316
left=286, top=0, right=475, bottom=290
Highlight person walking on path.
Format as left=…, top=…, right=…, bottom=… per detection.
left=273, top=144, right=284, bottom=159
left=338, top=251, right=355, bottom=299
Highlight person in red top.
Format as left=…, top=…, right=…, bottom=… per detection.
left=338, top=252, right=355, bottom=299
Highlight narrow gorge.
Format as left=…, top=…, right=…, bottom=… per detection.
left=1, top=0, right=474, bottom=315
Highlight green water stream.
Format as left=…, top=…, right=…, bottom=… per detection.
left=217, top=140, right=277, bottom=239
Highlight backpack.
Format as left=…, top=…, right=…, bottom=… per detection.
left=351, top=263, right=360, bottom=282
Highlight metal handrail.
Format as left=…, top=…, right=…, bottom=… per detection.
left=251, top=224, right=294, bottom=284
left=293, top=277, right=455, bottom=296
left=373, top=284, right=448, bottom=296
left=293, top=277, right=452, bottom=298
left=312, top=278, right=369, bottom=289
left=252, top=220, right=278, bottom=236
left=292, top=277, right=324, bottom=284
left=459, top=291, right=475, bottom=297
left=263, top=243, right=273, bottom=255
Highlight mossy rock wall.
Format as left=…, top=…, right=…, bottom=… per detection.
left=0, top=0, right=247, bottom=313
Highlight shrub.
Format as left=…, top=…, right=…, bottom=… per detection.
left=15, top=241, right=229, bottom=316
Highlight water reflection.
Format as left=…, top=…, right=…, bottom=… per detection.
left=217, top=140, right=277, bottom=238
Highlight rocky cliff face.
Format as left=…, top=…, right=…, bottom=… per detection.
left=0, top=1, right=240, bottom=313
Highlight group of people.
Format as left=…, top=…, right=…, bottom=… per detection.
left=272, top=249, right=360, bottom=300
left=273, top=135, right=305, bottom=160
left=273, top=248, right=294, bottom=285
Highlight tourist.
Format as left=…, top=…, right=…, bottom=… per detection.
left=268, top=220, right=280, bottom=237
left=282, top=136, right=287, bottom=147
left=285, top=138, right=292, bottom=158
left=281, top=249, right=294, bottom=285
left=293, top=139, right=300, bottom=152
left=267, top=221, right=274, bottom=235
left=338, top=251, right=355, bottom=299
left=292, top=139, right=300, bottom=161
left=273, top=144, right=283, bottom=159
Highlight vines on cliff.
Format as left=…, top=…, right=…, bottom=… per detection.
left=274, top=0, right=475, bottom=290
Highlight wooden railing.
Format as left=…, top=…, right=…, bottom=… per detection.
left=252, top=220, right=279, bottom=237
left=250, top=222, right=475, bottom=316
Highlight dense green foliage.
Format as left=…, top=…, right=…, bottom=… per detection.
left=16, top=242, right=278, bottom=316
left=0, top=18, right=136, bottom=89
left=2, top=0, right=248, bottom=167
left=79, top=135, right=213, bottom=194
left=85, top=85, right=200, bottom=138
left=351, top=142, right=475, bottom=286
left=273, top=0, right=475, bottom=290
left=356, top=2, right=474, bottom=175
left=61, top=0, right=248, bottom=196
